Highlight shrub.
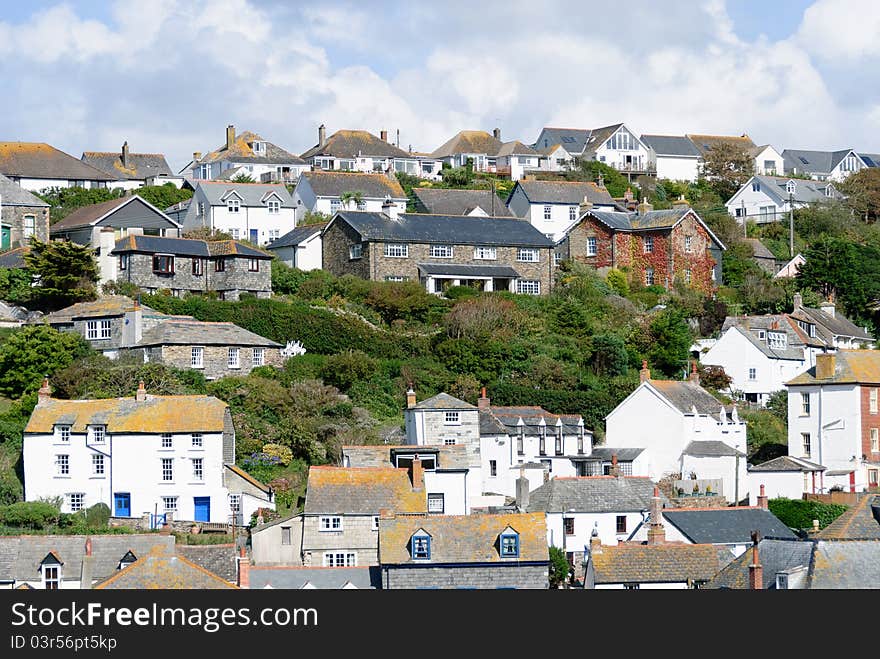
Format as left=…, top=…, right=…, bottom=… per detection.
left=606, top=268, right=629, bottom=297
left=0, top=500, right=61, bottom=528
left=262, top=443, right=293, bottom=466
left=767, top=497, right=848, bottom=530
left=548, top=545, right=572, bottom=588
left=318, top=350, right=379, bottom=390
left=85, top=502, right=111, bottom=529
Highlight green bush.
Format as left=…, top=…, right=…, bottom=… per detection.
left=443, top=285, right=480, bottom=301
left=767, top=497, right=848, bottom=530
left=605, top=269, right=629, bottom=297
left=0, top=500, right=61, bottom=528
left=85, top=502, right=111, bottom=529
left=319, top=350, right=379, bottom=390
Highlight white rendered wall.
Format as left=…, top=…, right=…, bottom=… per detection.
left=655, top=156, right=699, bottom=182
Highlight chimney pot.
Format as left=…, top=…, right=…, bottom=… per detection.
left=478, top=387, right=490, bottom=409
left=380, top=130, right=388, bottom=142
left=757, top=484, right=769, bottom=509
left=136, top=380, right=147, bottom=402
left=793, top=292, right=803, bottom=310
left=237, top=548, right=250, bottom=588
left=411, top=457, right=424, bottom=492
left=639, top=360, right=651, bottom=383
left=749, top=531, right=763, bottom=589
left=406, top=383, right=417, bottom=409
left=38, top=377, right=52, bottom=400
left=382, top=197, right=400, bottom=221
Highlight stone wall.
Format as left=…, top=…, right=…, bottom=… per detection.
left=159, top=344, right=281, bottom=380
left=119, top=253, right=271, bottom=299
left=417, top=409, right=481, bottom=467
left=382, top=563, right=548, bottom=589
left=70, top=316, right=125, bottom=352
left=1, top=205, right=50, bottom=249
left=301, top=514, right=379, bottom=566
left=321, top=220, right=372, bottom=280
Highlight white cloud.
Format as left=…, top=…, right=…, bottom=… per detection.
left=797, top=0, right=880, bottom=61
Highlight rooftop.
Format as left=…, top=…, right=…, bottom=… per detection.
left=303, top=466, right=427, bottom=515
left=0, top=142, right=114, bottom=181
left=526, top=476, right=664, bottom=514
left=299, top=170, right=406, bottom=199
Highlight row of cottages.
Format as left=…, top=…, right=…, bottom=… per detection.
left=321, top=206, right=555, bottom=295
left=701, top=293, right=875, bottom=406
left=22, top=380, right=275, bottom=524
left=555, top=201, right=725, bottom=293
left=725, top=175, right=845, bottom=225
left=291, top=170, right=408, bottom=223
left=38, top=296, right=283, bottom=378
left=0, top=173, right=50, bottom=249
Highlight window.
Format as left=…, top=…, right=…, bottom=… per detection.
left=752, top=181, right=761, bottom=192
left=801, top=432, right=811, bottom=458
left=253, top=347, right=265, bottom=366
left=248, top=258, right=260, bottom=272
left=430, top=244, right=453, bottom=258
left=23, top=215, right=35, bottom=239
left=871, top=388, right=878, bottom=414
left=516, top=280, right=541, bottom=295
left=645, top=267, right=655, bottom=286
left=92, top=454, right=104, bottom=476
left=684, top=268, right=692, bottom=284
left=252, top=141, right=265, bottom=154
left=323, top=552, right=356, bottom=567
left=56, top=454, right=69, bottom=476
left=372, top=516, right=380, bottom=531
left=685, top=235, right=692, bottom=253
left=555, top=434, right=563, bottom=455
left=871, top=428, right=879, bottom=453
left=757, top=330, right=766, bottom=340
left=748, top=367, right=757, bottom=380
left=735, top=207, right=745, bottom=218
left=118, top=254, right=127, bottom=271
left=152, top=254, right=174, bottom=274
left=319, top=516, right=342, bottom=532
left=226, top=199, right=240, bottom=213
left=517, top=248, right=539, bottom=262
left=357, top=200, right=367, bottom=211
left=57, top=425, right=70, bottom=443
left=517, top=433, right=523, bottom=455
left=268, top=229, right=280, bottom=241
left=427, top=493, right=445, bottom=514
left=281, top=526, right=292, bottom=545
left=191, top=346, right=204, bottom=368
left=768, top=332, right=787, bottom=349
left=489, top=460, right=497, bottom=477
left=577, top=434, right=584, bottom=454
left=191, top=433, right=202, bottom=448
left=197, top=202, right=206, bottom=217
left=539, top=435, right=546, bottom=456
left=870, top=469, right=879, bottom=488
left=267, top=199, right=280, bottom=214
left=192, top=458, right=203, bottom=481
left=801, top=393, right=811, bottom=416
left=786, top=180, right=796, bottom=195
left=473, top=246, right=496, bottom=260
left=796, top=320, right=816, bottom=337
left=411, top=534, right=431, bottom=560
left=68, top=492, right=85, bottom=512
left=563, top=517, right=574, bottom=535
left=759, top=206, right=776, bottom=221
left=230, top=228, right=240, bottom=240
left=228, top=347, right=240, bottom=369
left=330, top=199, right=342, bottom=213
left=443, top=438, right=456, bottom=446
left=86, top=320, right=98, bottom=340
left=384, top=243, right=408, bottom=258
left=586, top=236, right=597, bottom=256
left=192, top=258, right=203, bottom=276
left=439, top=411, right=460, bottom=426
left=616, top=515, right=627, bottom=534
left=569, top=205, right=578, bottom=221
left=157, top=433, right=171, bottom=449
left=544, top=205, right=552, bottom=220
left=43, top=564, right=60, bottom=590
left=215, top=258, right=226, bottom=272
left=500, top=532, right=520, bottom=558
left=161, top=458, right=173, bottom=481
left=349, top=243, right=363, bottom=259
left=643, top=236, right=654, bottom=253
left=554, top=252, right=562, bottom=267
left=229, top=494, right=241, bottom=522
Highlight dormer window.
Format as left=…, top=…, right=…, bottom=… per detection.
left=411, top=531, right=431, bottom=560
left=267, top=199, right=280, bottom=214
left=227, top=199, right=240, bottom=213
left=825, top=184, right=835, bottom=198
left=786, top=180, right=796, bottom=195
left=56, top=425, right=70, bottom=443
left=118, top=550, right=137, bottom=571
left=796, top=320, right=816, bottom=337
left=767, top=331, right=787, bottom=349
left=752, top=181, right=761, bottom=192
left=39, top=553, right=63, bottom=590
left=499, top=528, right=520, bottom=558
left=89, top=425, right=105, bottom=443
left=251, top=141, right=265, bottom=154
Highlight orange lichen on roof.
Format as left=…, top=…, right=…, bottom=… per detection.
left=789, top=349, right=880, bottom=385
left=307, top=466, right=427, bottom=513
left=590, top=543, right=722, bottom=583
left=43, top=295, right=143, bottom=322
left=25, top=395, right=228, bottom=434
left=0, top=142, right=55, bottom=155
left=226, top=464, right=271, bottom=493
left=95, top=545, right=237, bottom=589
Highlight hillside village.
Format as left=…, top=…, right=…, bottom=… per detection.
left=1, top=120, right=880, bottom=591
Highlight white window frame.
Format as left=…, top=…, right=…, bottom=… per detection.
left=473, top=246, right=497, bottom=260
left=801, top=393, right=810, bottom=416
left=645, top=267, right=655, bottom=286
left=267, top=199, right=280, bottom=214
left=86, top=320, right=98, bottom=340
left=444, top=411, right=460, bottom=425
left=372, top=516, right=380, bottom=531
left=586, top=237, right=597, bottom=256
left=192, top=458, right=203, bottom=481
left=68, top=492, right=85, bottom=512
left=569, top=205, right=577, bottom=221
left=323, top=552, right=356, bottom=567
left=516, top=280, right=541, bottom=295
left=871, top=388, right=878, bottom=414
left=349, top=243, right=363, bottom=260
left=801, top=432, right=811, bottom=458
left=748, top=367, right=757, bottom=380
left=42, top=564, right=60, bottom=590
left=684, top=268, right=692, bottom=284
left=191, top=346, right=204, bottom=369
left=92, top=454, right=104, bottom=476
left=543, top=205, right=552, bottom=220
left=56, top=454, right=69, bottom=476
left=161, top=457, right=173, bottom=482
left=430, top=244, right=453, bottom=258
left=253, top=347, right=265, bottom=367
left=767, top=332, right=787, bottom=350
left=427, top=493, right=445, bottom=514
left=228, top=347, right=240, bottom=369
left=384, top=243, right=408, bottom=258
left=517, top=248, right=539, bottom=262
left=57, top=425, right=70, bottom=443
left=643, top=236, right=654, bottom=253
left=100, top=319, right=111, bottom=339
left=227, top=199, right=240, bottom=213
left=192, top=433, right=203, bottom=448
left=319, top=516, right=342, bottom=532
left=161, top=433, right=173, bottom=449
left=162, top=496, right=178, bottom=512
left=871, top=427, right=879, bottom=453
left=685, top=235, right=692, bottom=253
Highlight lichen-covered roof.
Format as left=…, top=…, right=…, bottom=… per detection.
left=300, top=129, right=411, bottom=160
left=526, top=476, right=663, bottom=513
left=25, top=394, right=229, bottom=433
left=685, top=133, right=757, bottom=157
left=341, top=445, right=471, bottom=470
left=303, top=467, right=427, bottom=515
left=787, top=349, right=880, bottom=386
left=95, top=545, right=236, bottom=589
left=175, top=544, right=239, bottom=584
left=0, top=142, right=114, bottom=181
left=590, top=543, right=724, bottom=584
left=197, top=130, right=306, bottom=166
left=81, top=151, right=174, bottom=181
left=41, top=295, right=149, bottom=324
left=248, top=565, right=381, bottom=589
left=430, top=131, right=505, bottom=158
left=300, top=171, right=406, bottom=199
left=818, top=494, right=880, bottom=540
left=810, top=540, right=880, bottom=588
left=378, top=512, right=547, bottom=564
left=111, top=234, right=271, bottom=259
left=412, top=393, right=476, bottom=410
left=792, top=305, right=874, bottom=341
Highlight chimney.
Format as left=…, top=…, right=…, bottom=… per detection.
left=38, top=377, right=52, bottom=401
left=477, top=387, right=490, bottom=410
left=579, top=196, right=593, bottom=217
left=382, top=197, right=400, bottom=221
left=610, top=453, right=620, bottom=478
left=639, top=360, right=651, bottom=383
left=793, top=292, right=803, bottom=310
left=815, top=353, right=836, bottom=380
left=672, top=195, right=690, bottom=209
left=812, top=519, right=820, bottom=533
left=515, top=466, right=530, bottom=511
left=193, top=151, right=202, bottom=164
left=226, top=125, right=235, bottom=150
left=318, top=124, right=327, bottom=147
left=623, top=188, right=634, bottom=203
left=406, top=383, right=417, bottom=409
left=637, top=200, right=653, bottom=216
left=237, top=546, right=250, bottom=589
left=493, top=127, right=501, bottom=140
left=688, top=361, right=700, bottom=385
left=85, top=537, right=92, bottom=557
left=411, top=457, right=424, bottom=492
left=121, top=141, right=129, bottom=168
left=589, top=523, right=602, bottom=554
left=748, top=531, right=763, bottom=590
left=646, top=486, right=666, bottom=545
left=80, top=538, right=94, bottom=589
left=820, top=300, right=836, bottom=319
left=136, top=380, right=147, bottom=402
left=757, top=484, right=768, bottom=510
left=380, top=130, right=388, bottom=142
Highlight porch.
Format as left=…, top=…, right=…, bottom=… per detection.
left=417, top=262, right=521, bottom=295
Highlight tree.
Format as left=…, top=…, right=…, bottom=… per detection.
left=133, top=184, right=193, bottom=212
left=24, top=239, right=99, bottom=311
left=698, top=143, right=755, bottom=200
left=647, top=308, right=693, bottom=378
left=340, top=191, right=365, bottom=210
left=548, top=546, right=572, bottom=588
left=562, top=159, right=631, bottom=198
left=0, top=324, right=92, bottom=397
left=230, top=172, right=256, bottom=183
left=37, top=187, right=124, bottom=224
left=0, top=267, right=33, bottom=305
left=839, top=167, right=880, bottom=222
left=440, top=165, right=475, bottom=187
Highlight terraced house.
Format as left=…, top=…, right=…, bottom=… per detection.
left=321, top=206, right=555, bottom=295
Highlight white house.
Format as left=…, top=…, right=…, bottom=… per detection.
left=0, top=142, right=113, bottom=192
left=494, top=141, right=542, bottom=181
left=603, top=363, right=748, bottom=504
left=266, top=224, right=324, bottom=271
left=532, top=124, right=652, bottom=178
left=641, top=135, right=702, bottom=182
left=429, top=129, right=541, bottom=181
left=169, top=181, right=296, bottom=246
left=299, top=125, right=420, bottom=176
left=81, top=142, right=175, bottom=191
left=725, top=174, right=844, bottom=225
left=747, top=457, right=827, bottom=504
left=786, top=351, right=880, bottom=493
left=782, top=148, right=867, bottom=182
left=750, top=144, right=785, bottom=176
left=291, top=171, right=407, bottom=223
left=775, top=253, right=805, bottom=279
left=535, top=143, right=574, bottom=172
left=22, top=380, right=274, bottom=525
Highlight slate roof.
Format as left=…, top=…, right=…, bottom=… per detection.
left=0, top=142, right=114, bottom=181
left=416, top=263, right=521, bottom=278
left=95, top=545, right=236, bottom=589
left=175, top=544, right=239, bottom=584
left=41, top=295, right=150, bottom=323
left=859, top=153, right=880, bottom=168
left=137, top=320, right=281, bottom=348
left=743, top=238, right=776, bottom=260
left=791, top=304, right=874, bottom=341
left=266, top=224, right=324, bottom=250
left=342, top=445, right=471, bottom=470
left=430, top=131, right=504, bottom=158
left=197, top=130, right=306, bottom=166
left=810, top=540, right=880, bottom=588
left=0, top=534, right=175, bottom=584
left=742, top=175, right=843, bottom=205
left=705, top=538, right=814, bottom=589
left=532, top=127, right=593, bottom=154
left=299, top=171, right=406, bottom=199
left=411, top=188, right=513, bottom=216
left=526, top=476, right=664, bottom=513
left=247, top=566, right=381, bottom=589
left=413, top=392, right=475, bottom=410
left=782, top=149, right=858, bottom=175
left=589, top=447, right=645, bottom=462
left=589, top=543, right=724, bottom=584
left=513, top=180, right=619, bottom=206
left=787, top=349, right=880, bottom=386
left=495, top=140, right=539, bottom=157
left=81, top=150, right=174, bottom=181
left=0, top=173, right=49, bottom=206
left=683, top=440, right=746, bottom=457
left=25, top=394, right=229, bottom=433
left=640, top=135, right=702, bottom=158
left=486, top=405, right=585, bottom=436
left=50, top=195, right=180, bottom=232
left=583, top=207, right=726, bottom=249
left=303, top=466, right=427, bottom=515
left=685, top=133, right=757, bottom=157
left=580, top=124, right=625, bottom=158
left=378, top=512, right=548, bottom=564
left=662, top=508, right=797, bottom=544
left=301, top=129, right=412, bottom=160
left=748, top=455, right=825, bottom=472
left=720, top=315, right=818, bottom=357
left=111, top=235, right=272, bottom=259
left=195, top=181, right=295, bottom=207
left=330, top=211, right=555, bottom=247
left=225, top=464, right=272, bottom=494
left=0, top=246, right=30, bottom=269
left=645, top=379, right=727, bottom=415
left=818, top=494, right=880, bottom=540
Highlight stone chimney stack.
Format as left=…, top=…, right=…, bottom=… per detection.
left=639, top=360, right=651, bottom=383
left=382, top=197, right=400, bottom=220
left=589, top=523, right=602, bottom=554
left=646, top=486, right=666, bottom=545
left=477, top=387, right=490, bottom=410
left=793, top=292, right=803, bottom=310
left=493, top=127, right=501, bottom=140
left=380, top=130, right=388, bottom=142
left=237, top=546, right=250, bottom=589
left=820, top=300, right=836, bottom=319
left=406, top=383, right=417, bottom=409
left=637, top=200, right=653, bottom=216
left=136, top=380, right=147, bottom=402
left=757, top=484, right=769, bottom=510
left=318, top=124, right=327, bottom=147
left=815, top=353, right=836, bottom=380
left=121, top=141, right=129, bottom=168
left=515, top=466, right=529, bottom=511
left=38, top=377, right=52, bottom=401
left=672, top=195, right=690, bottom=210
left=610, top=453, right=620, bottom=478
left=579, top=196, right=593, bottom=217
left=193, top=151, right=202, bottom=164
left=411, top=457, right=424, bottom=492
left=688, top=361, right=700, bottom=385
left=748, top=531, right=763, bottom=590
left=226, top=125, right=235, bottom=151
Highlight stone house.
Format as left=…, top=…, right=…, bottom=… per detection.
left=556, top=201, right=725, bottom=293
left=0, top=173, right=50, bottom=249
left=378, top=512, right=549, bottom=589
left=322, top=206, right=555, bottom=295
left=111, top=234, right=272, bottom=299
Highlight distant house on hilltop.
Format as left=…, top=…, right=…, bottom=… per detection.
left=81, top=142, right=175, bottom=191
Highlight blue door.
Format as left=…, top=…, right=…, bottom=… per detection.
left=249, top=229, right=259, bottom=244
left=114, top=493, right=131, bottom=517
left=194, top=497, right=211, bottom=522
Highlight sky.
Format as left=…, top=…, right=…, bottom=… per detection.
left=2, top=0, right=879, bottom=173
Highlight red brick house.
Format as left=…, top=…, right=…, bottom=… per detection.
left=555, top=201, right=725, bottom=294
